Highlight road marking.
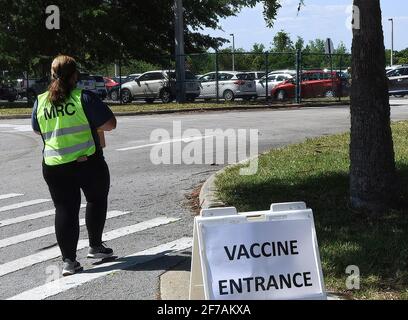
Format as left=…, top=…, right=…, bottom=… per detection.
left=0, top=199, right=51, bottom=214
left=0, top=211, right=131, bottom=249
left=116, top=135, right=214, bottom=152
left=0, top=216, right=180, bottom=277
left=0, top=194, right=24, bottom=201
left=8, top=237, right=193, bottom=300
left=0, top=205, right=86, bottom=228
left=0, top=124, right=32, bottom=132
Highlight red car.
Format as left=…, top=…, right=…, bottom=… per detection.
left=104, top=77, right=119, bottom=90
left=271, top=70, right=347, bottom=100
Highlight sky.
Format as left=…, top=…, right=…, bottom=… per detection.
left=203, top=0, right=408, bottom=52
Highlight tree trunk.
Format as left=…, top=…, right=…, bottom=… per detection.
left=350, top=0, right=398, bottom=211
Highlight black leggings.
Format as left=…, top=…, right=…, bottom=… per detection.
left=43, top=155, right=110, bottom=261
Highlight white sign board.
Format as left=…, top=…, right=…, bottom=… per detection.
left=189, top=203, right=326, bottom=300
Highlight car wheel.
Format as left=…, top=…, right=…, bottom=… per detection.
left=275, top=90, right=287, bottom=101
left=223, top=90, right=235, bottom=102
left=121, top=89, right=132, bottom=104
left=160, top=89, right=173, bottom=104
left=324, top=90, right=335, bottom=98
left=110, top=91, right=118, bottom=101
left=145, top=98, right=155, bottom=104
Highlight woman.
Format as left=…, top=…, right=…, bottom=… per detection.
left=31, top=55, right=117, bottom=276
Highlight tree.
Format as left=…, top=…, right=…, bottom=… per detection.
left=271, top=30, right=294, bottom=52
left=349, top=0, right=397, bottom=210
left=0, top=0, right=283, bottom=74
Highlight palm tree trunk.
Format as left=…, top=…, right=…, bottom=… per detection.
left=350, top=0, right=398, bottom=211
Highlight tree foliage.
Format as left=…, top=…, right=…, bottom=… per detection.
left=0, top=0, right=285, bottom=74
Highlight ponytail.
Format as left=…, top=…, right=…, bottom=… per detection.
left=48, top=55, right=78, bottom=105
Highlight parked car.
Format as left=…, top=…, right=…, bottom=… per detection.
left=268, top=69, right=297, bottom=76
left=245, top=71, right=266, bottom=80
left=109, top=74, right=143, bottom=101
left=0, top=83, right=18, bottom=102
left=255, top=73, right=293, bottom=97
left=120, top=70, right=201, bottom=104
left=24, top=77, right=49, bottom=103
left=90, top=75, right=108, bottom=100
left=387, top=66, right=408, bottom=97
left=271, top=70, right=346, bottom=100
left=198, top=71, right=257, bottom=102
left=77, top=73, right=97, bottom=93
left=104, top=77, right=119, bottom=90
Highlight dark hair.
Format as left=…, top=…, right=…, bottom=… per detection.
left=48, top=55, right=78, bottom=105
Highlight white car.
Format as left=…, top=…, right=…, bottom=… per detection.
left=255, top=73, right=293, bottom=97
left=120, top=70, right=201, bottom=103
left=246, top=71, right=267, bottom=80
left=198, top=71, right=256, bottom=102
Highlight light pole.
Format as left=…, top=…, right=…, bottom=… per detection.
left=389, top=18, right=394, bottom=66
left=175, top=0, right=186, bottom=103
left=230, top=33, right=235, bottom=71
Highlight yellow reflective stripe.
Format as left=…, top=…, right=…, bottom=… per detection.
left=43, top=140, right=95, bottom=157
left=42, top=125, right=91, bottom=141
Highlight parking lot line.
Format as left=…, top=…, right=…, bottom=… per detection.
left=0, top=216, right=180, bottom=277
left=116, top=135, right=214, bottom=152
left=0, top=210, right=132, bottom=249
left=7, top=237, right=193, bottom=300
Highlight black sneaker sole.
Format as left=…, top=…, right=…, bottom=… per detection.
left=87, top=252, right=114, bottom=259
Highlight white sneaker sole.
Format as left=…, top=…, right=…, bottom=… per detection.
left=62, top=266, right=83, bottom=277
left=87, top=252, right=114, bottom=259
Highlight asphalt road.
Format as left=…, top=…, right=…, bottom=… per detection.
left=1, top=101, right=408, bottom=300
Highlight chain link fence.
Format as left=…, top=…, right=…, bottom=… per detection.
left=1, top=51, right=351, bottom=107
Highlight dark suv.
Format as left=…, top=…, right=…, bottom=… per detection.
left=0, top=83, right=18, bottom=102
left=387, top=66, right=408, bottom=97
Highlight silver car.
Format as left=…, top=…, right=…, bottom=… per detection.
left=198, top=71, right=257, bottom=102
left=120, top=70, right=201, bottom=103
left=255, top=73, right=293, bottom=97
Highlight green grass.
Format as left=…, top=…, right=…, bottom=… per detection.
left=215, top=121, right=408, bottom=300
left=0, top=99, right=349, bottom=117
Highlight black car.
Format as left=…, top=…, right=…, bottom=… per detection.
left=387, top=66, right=408, bottom=97
left=0, top=83, right=18, bottom=102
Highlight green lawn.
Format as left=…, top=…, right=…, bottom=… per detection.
left=215, top=121, right=408, bottom=300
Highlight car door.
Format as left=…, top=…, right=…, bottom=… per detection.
left=133, top=73, right=151, bottom=97
left=300, top=73, right=315, bottom=98
left=399, top=68, right=408, bottom=94
left=199, top=73, right=216, bottom=97
left=144, top=72, right=165, bottom=97
left=394, top=68, right=408, bottom=94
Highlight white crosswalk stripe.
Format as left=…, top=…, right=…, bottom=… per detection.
left=0, top=192, right=188, bottom=300
left=8, top=237, right=193, bottom=300
left=0, top=210, right=132, bottom=249
left=0, top=194, right=24, bottom=201
left=0, top=216, right=180, bottom=277
left=0, top=205, right=86, bottom=228
left=0, top=199, right=51, bottom=214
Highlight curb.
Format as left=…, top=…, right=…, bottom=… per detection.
left=0, top=102, right=349, bottom=120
